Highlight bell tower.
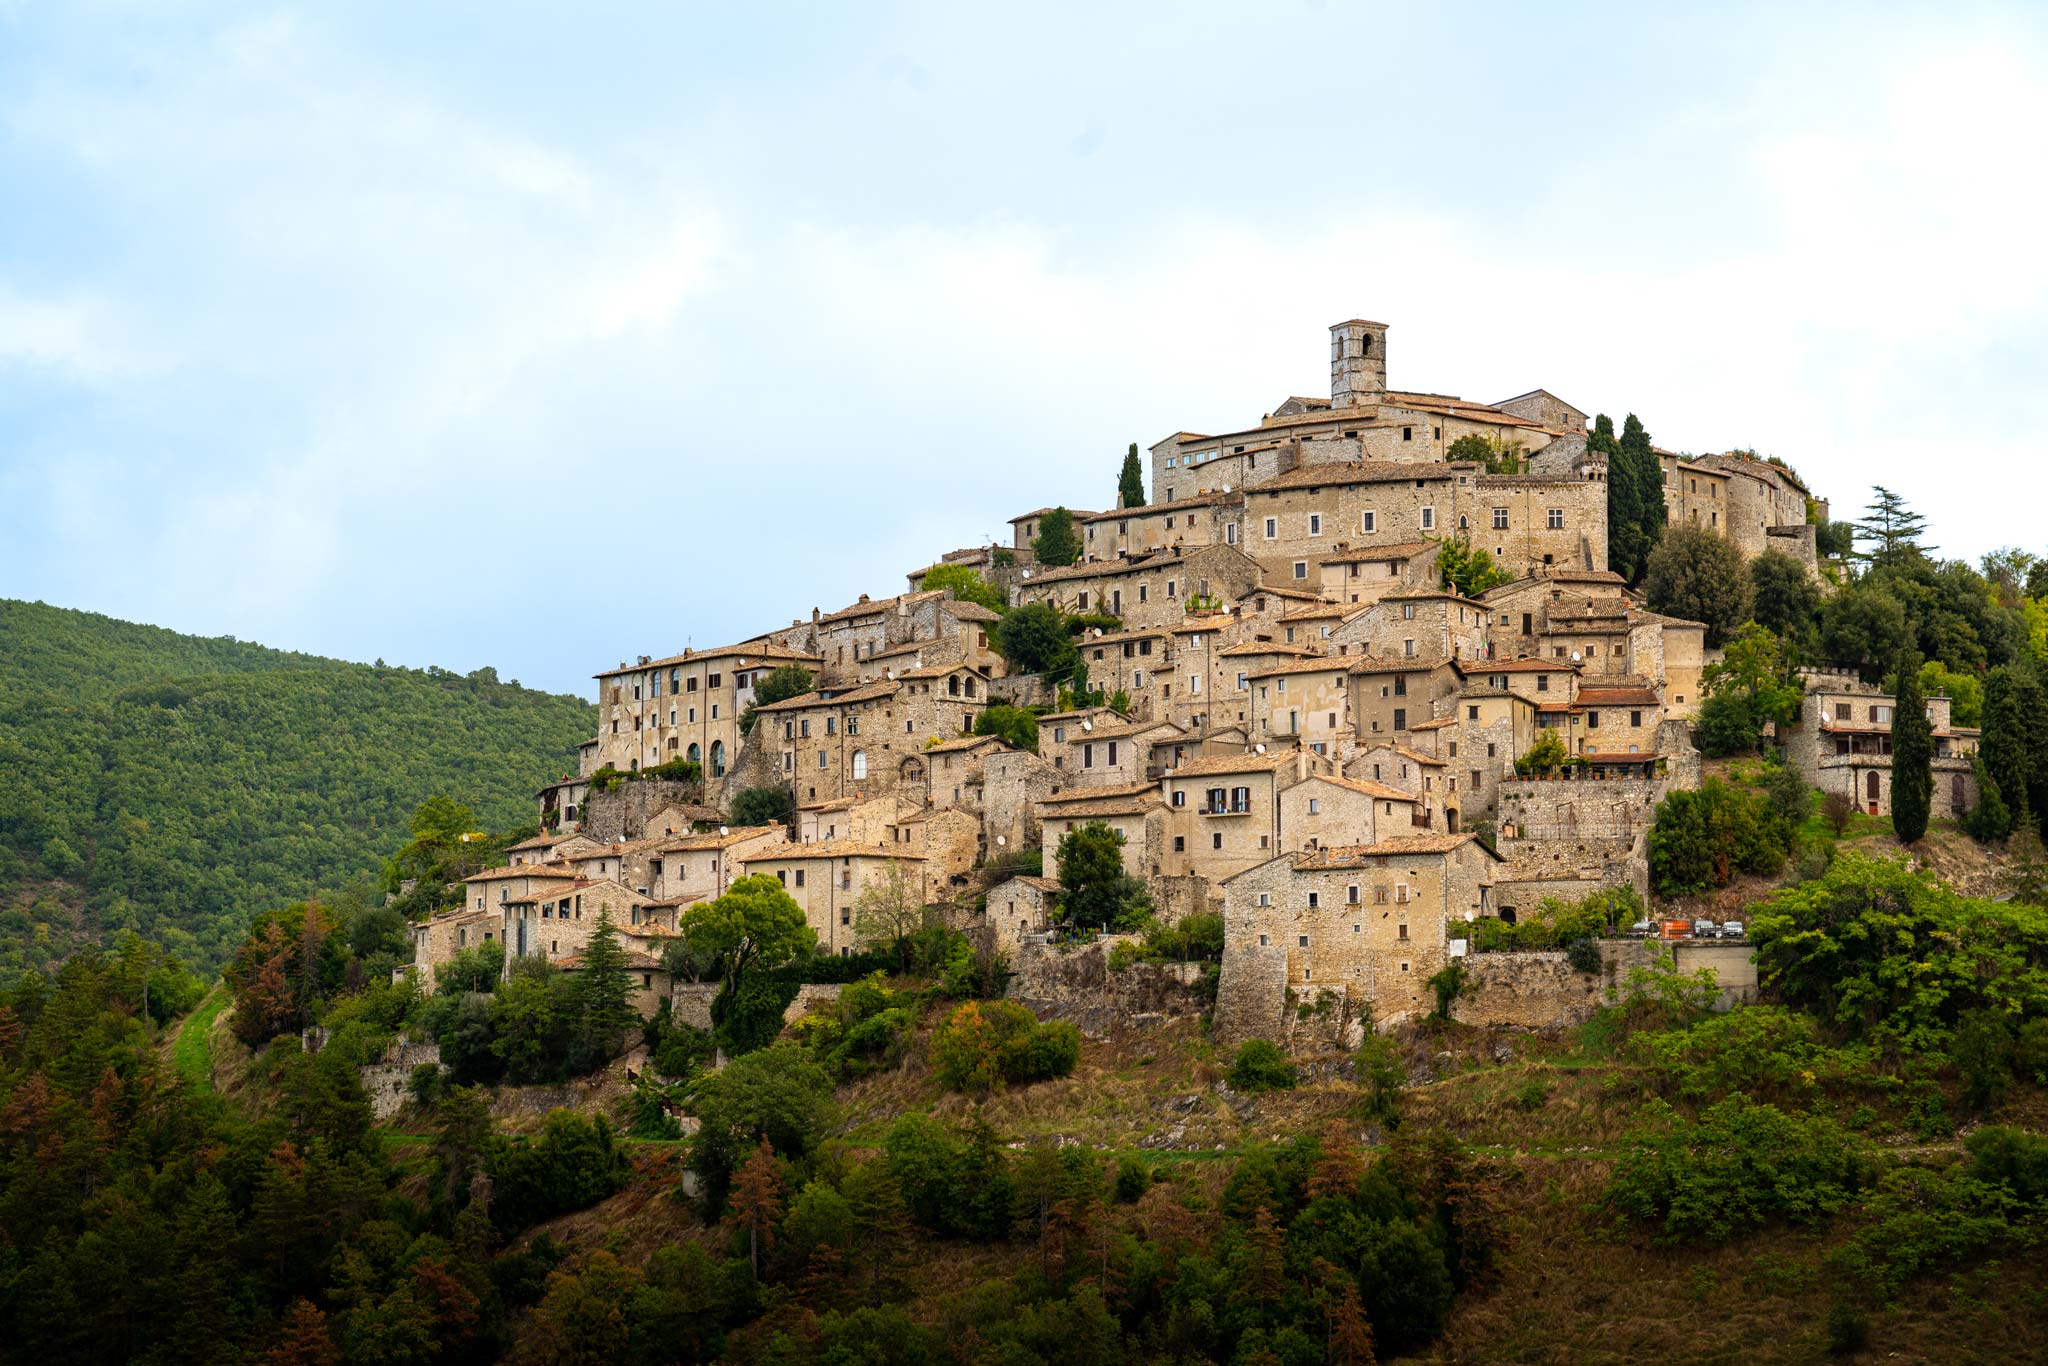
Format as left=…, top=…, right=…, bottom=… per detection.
left=1329, top=318, right=1389, bottom=407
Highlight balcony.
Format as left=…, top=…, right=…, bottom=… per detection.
left=1200, top=803, right=1254, bottom=817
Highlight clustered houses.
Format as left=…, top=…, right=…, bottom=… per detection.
left=405, top=311, right=1838, bottom=1030
left=1783, top=670, right=1980, bottom=820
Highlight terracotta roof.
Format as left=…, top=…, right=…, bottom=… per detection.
left=1009, top=506, right=1096, bottom=523
left=1248, top=656, right=1354, bottom=681
left=1020, top=549, right=1196, bottom=585
left=1083, top=492, right=1237, bottom=522
left=1037, top=707, right=1132, bottom=723
left=1081, top=627, right=1172, bottom=648
left=1481, top=570, right=1629, bottom=599
left=995, top=875, right=1063, bottom=894
left=816, top=590, right=939, bottom=625
left=1308, top=774, right=1419, bottom=803
left=1293, top=832, right=1500, bottom=866
left=647, top=803, right=726, bottom=827
left=1381, top=589, right=1487, bottom=608
left=1317, top=541, right=1439, bottom=564
left=1458, top=687, right=1540, bottom=705
left=596, top=640, right=820, bottom=679
left=1163, top=751, right=1308, bottom=778
left=1084, top=717, right=1182, bottom=741
left=1040, top=780, right=1158, bottom=804
left=1252, top=584, right=1326, bottom=603
left=1348, top=655, right=1452, bottom=676
left=1246, top=461, right=1461, bottom=494
left=1219, top=641, right=1322, bottom=659
left=464, top=864, right=577, bottom=884
left=1407, top=716, right=1458, bottom=731
left=1361, top=744, right=1445, bottom=767
left=1575, top=688, right=1662, bottom=708
left=752, top=680, right=901, bottom=713
left=1382, top=391, right=1541, bottom=427
left=1279, top=603, right=1352, bottom=623
left=1038, top=796, right=1160, bottom=820
left=652, top=825, right=787, bottom=852
left=894, top=662, right=981, bottom=680
left=944, top=601, right=1003, bottom=622
left=1457, top=658, right=1580, bottom=675
left=504, top=831, right=597, bottom=853
left=1581, top=752, right=1664, bottom=764
left=741, top=840, right=928, bottom=863
left=925, top=735, right=1008, bottom=754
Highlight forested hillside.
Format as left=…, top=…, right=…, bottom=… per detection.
left=0, top=600, right=593, bottom=978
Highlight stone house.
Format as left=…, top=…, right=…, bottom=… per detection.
left=1328, top=589, right=1490, bottom=663
left=593, top=640, right=821, bottom=783
left=915, top=734, right=1009, bottom=811
left=1690, top=453, right=1821, bottom=559
left=1481, top=571, right=1633, bottom=637
left=1315, top=540, right=1441, bottom=607
left=504, top=830, right=600, bottom=867
left=1275, top=600, right=1353, bottom=648
left=1783, top=681, right=1980, bottom=820
left=982, top=875, right=1061, bottom=959
left=1246, top=656, right=1354, bottom=757
left=410, top=907, right=499, bottom=981
left=1219, top=833, right=1501, bottom=1022
left=1157, top=749, right=1336, bottom=881
left=647, top=825, right=790, bottom=905
left=884, top=806, right=983, bottom=890
left=462, top=864, right=580, bottom=915
left=1455, top=656, right=1581, bottom=708
left=1495, top=389, right=1588, bottom=435
left=1076, top=627, right=1176, bottom=719
left=797, top=793, right=915, bottom=846
left=981, top=747, right=1063, bottom=861
left=1011, top=544, right=1264, bottom=631
left=1044, top=714, right=1181, bottom=787
left=1242, top=461, right=1466, bottom=585
left=757, top=667, right=988, bottom=805
left=1466, top=472, right=1608, bottom=574
left=1348, top=657, right=1459, bottom=743
left=500, top=877, right=653, bottom=966
left=1571, top=684, right=1665, bottom=761
left=1278, top=773, right=1422, bottom=849
left=551, top=948, right=671, bottom=1020
left=1082, top=492, right=1238, bottom=561
left=1661, top=455, right=1731, bottom=534
left=1009, top=506, right=1099, bottom=552
left=1209, top=641, right=1325, bottom=730
left=738, top=841, right=931, bottom=957
left=1349, top=743, right=1453, bottom=828
left=1441, top=688, right=1541, bottom=824
left=1038, top=784, right=1169, bottom=881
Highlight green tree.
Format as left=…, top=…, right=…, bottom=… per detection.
left=1964, top=755, right=2013, bottom=843
left=918, top=563, right=1007, bottom=614
left=1981, top=666, right=2042, bottom=829
left=1698, top=623, right=1802, bottom=756
left=1606, top=413, right=1665, bottom=582
left=1055, top=822, right=1152, bottom=930
left=688, top=1040, right=835, bottom=1211
left=1118, top=443, right=1146, bottom=508
left=1032, top=508, right=1081, bottom=568
left=573, top=911, right=637, bottom=1067
left=1516, top=729, right=1568, bottom=775
left=851, top=862, right=932, bottom=964
left=739, top=663, right=814, bottom=735
left=1853, top=485, right=1933, bottom=567
left=973, top=703, right=1041, bottom=751
left=679, top=874, right=816, bottom=1017
left=1890, top=648, right=1933, bottom=843
left=1820, top=581, right=1912, bottom=683
left=1437, top=536, right=1512, bottom=599
left=1749, top=550, right=1822, bottom=652
left=1642, top=523, right=1752, bottom=647
left=729, top=785, right=794, bottom=828
left=995, top=601, right=1080, bottom=676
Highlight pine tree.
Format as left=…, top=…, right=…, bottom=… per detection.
left=1118, top=443, right=1146, bottom=508
left=725, top=1135, right=785, bottom=1278
left=1316, top=1259, right=1378, bottom=1366
left=1032, top=507, right=1081, bottom=567
left=1308, top=1119, right=1364, bottom=1202
left=263, top=1299, right=340, bottom=1366
left=575, top=911, right=636, bottom=1065
left=1890, top=647, right=1932, bottom=844
left=1853, top=486, right=1934, bottom=566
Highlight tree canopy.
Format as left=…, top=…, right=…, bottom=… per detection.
left=1031, top=508, right=1081, bottom=568
left=994, top=601, right=1080, bottom=676
left=1642, top=523, right=1752, bottom=647
left=918, top=563, right=1007, bottom=614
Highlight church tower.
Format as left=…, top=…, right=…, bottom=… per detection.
left=1329, top=319, right=1389, bottom=407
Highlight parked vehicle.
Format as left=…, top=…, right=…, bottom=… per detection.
left=1720, top=920, right=1745, bottom=940
left=1627, top=918, right=1657, bottom=938
left=1692, top=919, right=1718, bottom=939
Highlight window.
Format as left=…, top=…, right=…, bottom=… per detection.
left=1393, top=707, right=1407, bottom=730
left=1536, top=674, right=1549, bottom=692
left=1631, top=710, right=1643, bottom=727
left=1362, top=510, right=1377, bottom=533
left=1173, top=835, right=1185, bottom=851
left=1293, top=561, right=1308, bottom=580
left=1546, top=508, right=1565, bottom=530
left=794, top=869, right=805, bottom=887
left=1172, top=789, right=1186, bottom=807
left=1402, top=426, right=1413, bottom=441
left=1420, top=507, right=1435, bottom=531
left=1309, top=513, right=1322, bottom=535
left=1347, top=884, right=1360, bottom=904
left=1398, top=923, right=1409, bottom=940
left=1212, top=833, right=1223, bottom=850
left=1374, top=886, right=1390, bottom=905
left=1306, top=892, right=1319, bottom=908
left=852, top=750, right=868, bottom=780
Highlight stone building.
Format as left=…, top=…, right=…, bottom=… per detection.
left=593, top=640, right=821, bottom=784
left=1009, top=506, right=1098, bottom=552
left=981, top=746, right=1063, bottom=860
left=1783, top=679, right=1980, bottom=820
left=648, top=825, right=790, bottom=905
left=1081, top=492, right=1237, bottom=561
left=1466, top=471, right=1608, bottom=574
left=755, top=665, right=990, bottom=805
left=1328, top=589, right=1490, bottom=663
left=1218, top=833, right=1501, bottom=1023
left=1011, top=544, right=1265, bottom=631
left=1347, top=657, right=1459, bottom=743
left=982, top=875, right=1061, bottom=959
left=1246, top=655, right=1354, bottom=757
left=1041, top=713, right=1181, bottom=787
left=1038, top=783, right=1169, bottom=881
left=738, top=841, right=931, bottom=957
left=1155, top=749, right=1336, bottom=881
left=1314, top=540, right=1441, bottom=607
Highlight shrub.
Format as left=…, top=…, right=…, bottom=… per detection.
left=1426, top=960, right=1469, bottom=1020
left=1227, top=1038, right=1297, bottom=1092
left=1821, top=791, right=1854, bottom=835
left=687, top=1041, right=835, bottom=1213
left=1607, top=1094, right=1867, bottom=1242
left=930, top=1000, right=1079, bottom=1093
left=1565, top=937, right=1603, bottom=974
left=487, top=1109, right=630, bottom=1233
left=882, top=1114, right=1015, bottom=1239
left=1114, top=1156, right=1149, bottom=1203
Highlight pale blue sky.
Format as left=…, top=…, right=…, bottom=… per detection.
left=3, top=3, right=2044, bottom=695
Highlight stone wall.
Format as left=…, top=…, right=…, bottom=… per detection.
left=668, top=979, right=849, bottom=1035
left=1009, top=936, right=1212, bottom=1038
left=1496, top=774, right=1664, bottom=840
left=1213, top=941, right=1291, bottom=1045
left=361, top=1039, right=443, bottom=1120
left=1456, top=952, right=1605, bottom=1028
left=1152, top=873, right=1223, bottom=926
left=582, top=778, right=709, bottom=842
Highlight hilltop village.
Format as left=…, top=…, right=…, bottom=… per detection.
left=412, top=317, right=1965, bottom=1034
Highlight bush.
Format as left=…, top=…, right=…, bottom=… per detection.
left=1607, top=1094, right=1867, bottom=1242
left=1565, top=937, right=1603, bottom=974
left=487, top=1109, right=630, bottom=1233
left=1821, top=791, right=1854, bottom=835
left=712, top=974, right=801, bottom=1056
left=687, top=1041, right=835, bottom=1213
left=1227, top=1038, right=1297, bottom=1092
left=729, top=785, right=794, bottom=828
left=882, top=1114, right=1015, bottom=1239
left=1648, top=778, right=1792, bottom=898
left=930, top=1000, right=1080, bottom=1093
left=1114, top=1156, right=1149, bottom=1203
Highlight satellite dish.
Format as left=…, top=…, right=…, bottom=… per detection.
left=996, top=834, right=1008, bottom=847
left=1254, top=743, right=1267, bottom=754
left=719, top=825, right=729, bottom=836
left=1081, top=720, right=1093, bottom=731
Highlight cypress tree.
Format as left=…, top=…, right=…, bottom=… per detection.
left=1118, top=443, right=1146, bottom=508
left=1981, top=667, right=2032, bottom=829
left=1032, top=507, right=1080, bottom=567
left=1890, top=648, right=1932, bottom=843
left=1618, top=413, right=1664, bottom=577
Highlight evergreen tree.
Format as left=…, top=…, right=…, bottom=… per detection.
left=1749, top=549, right=1822, bottom=653
left=1890, top=648, right=1932, bottom=844
left=1853, top=485, right=1934, bottom=567
left=1118, top=443, right=1146, bottom=508
left=1642, top=524, right=1753, bottom=647
left=1609, top=413, right=1664, bottom=582
left=575, top=911, right=638, bottom=1066
left=1032, top=508, right=1081, bottom=567
left=739, top=664, right=815, bottom=735
left=1965, top=756, right=2012, bottom=843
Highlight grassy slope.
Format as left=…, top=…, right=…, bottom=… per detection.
left=0, top=599, right=595, bottom=977
left=478, top=1002, right=2048, bottom=1365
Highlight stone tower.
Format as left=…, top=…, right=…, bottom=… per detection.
left=1329, top=318, right=1389, bottom=407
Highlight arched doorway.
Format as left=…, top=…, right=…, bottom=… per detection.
left=710, top=740, right=726, bottom=779
left=1866, top=770, right=1880, bottom=815
left=686, top=742, right=700, bottom=764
